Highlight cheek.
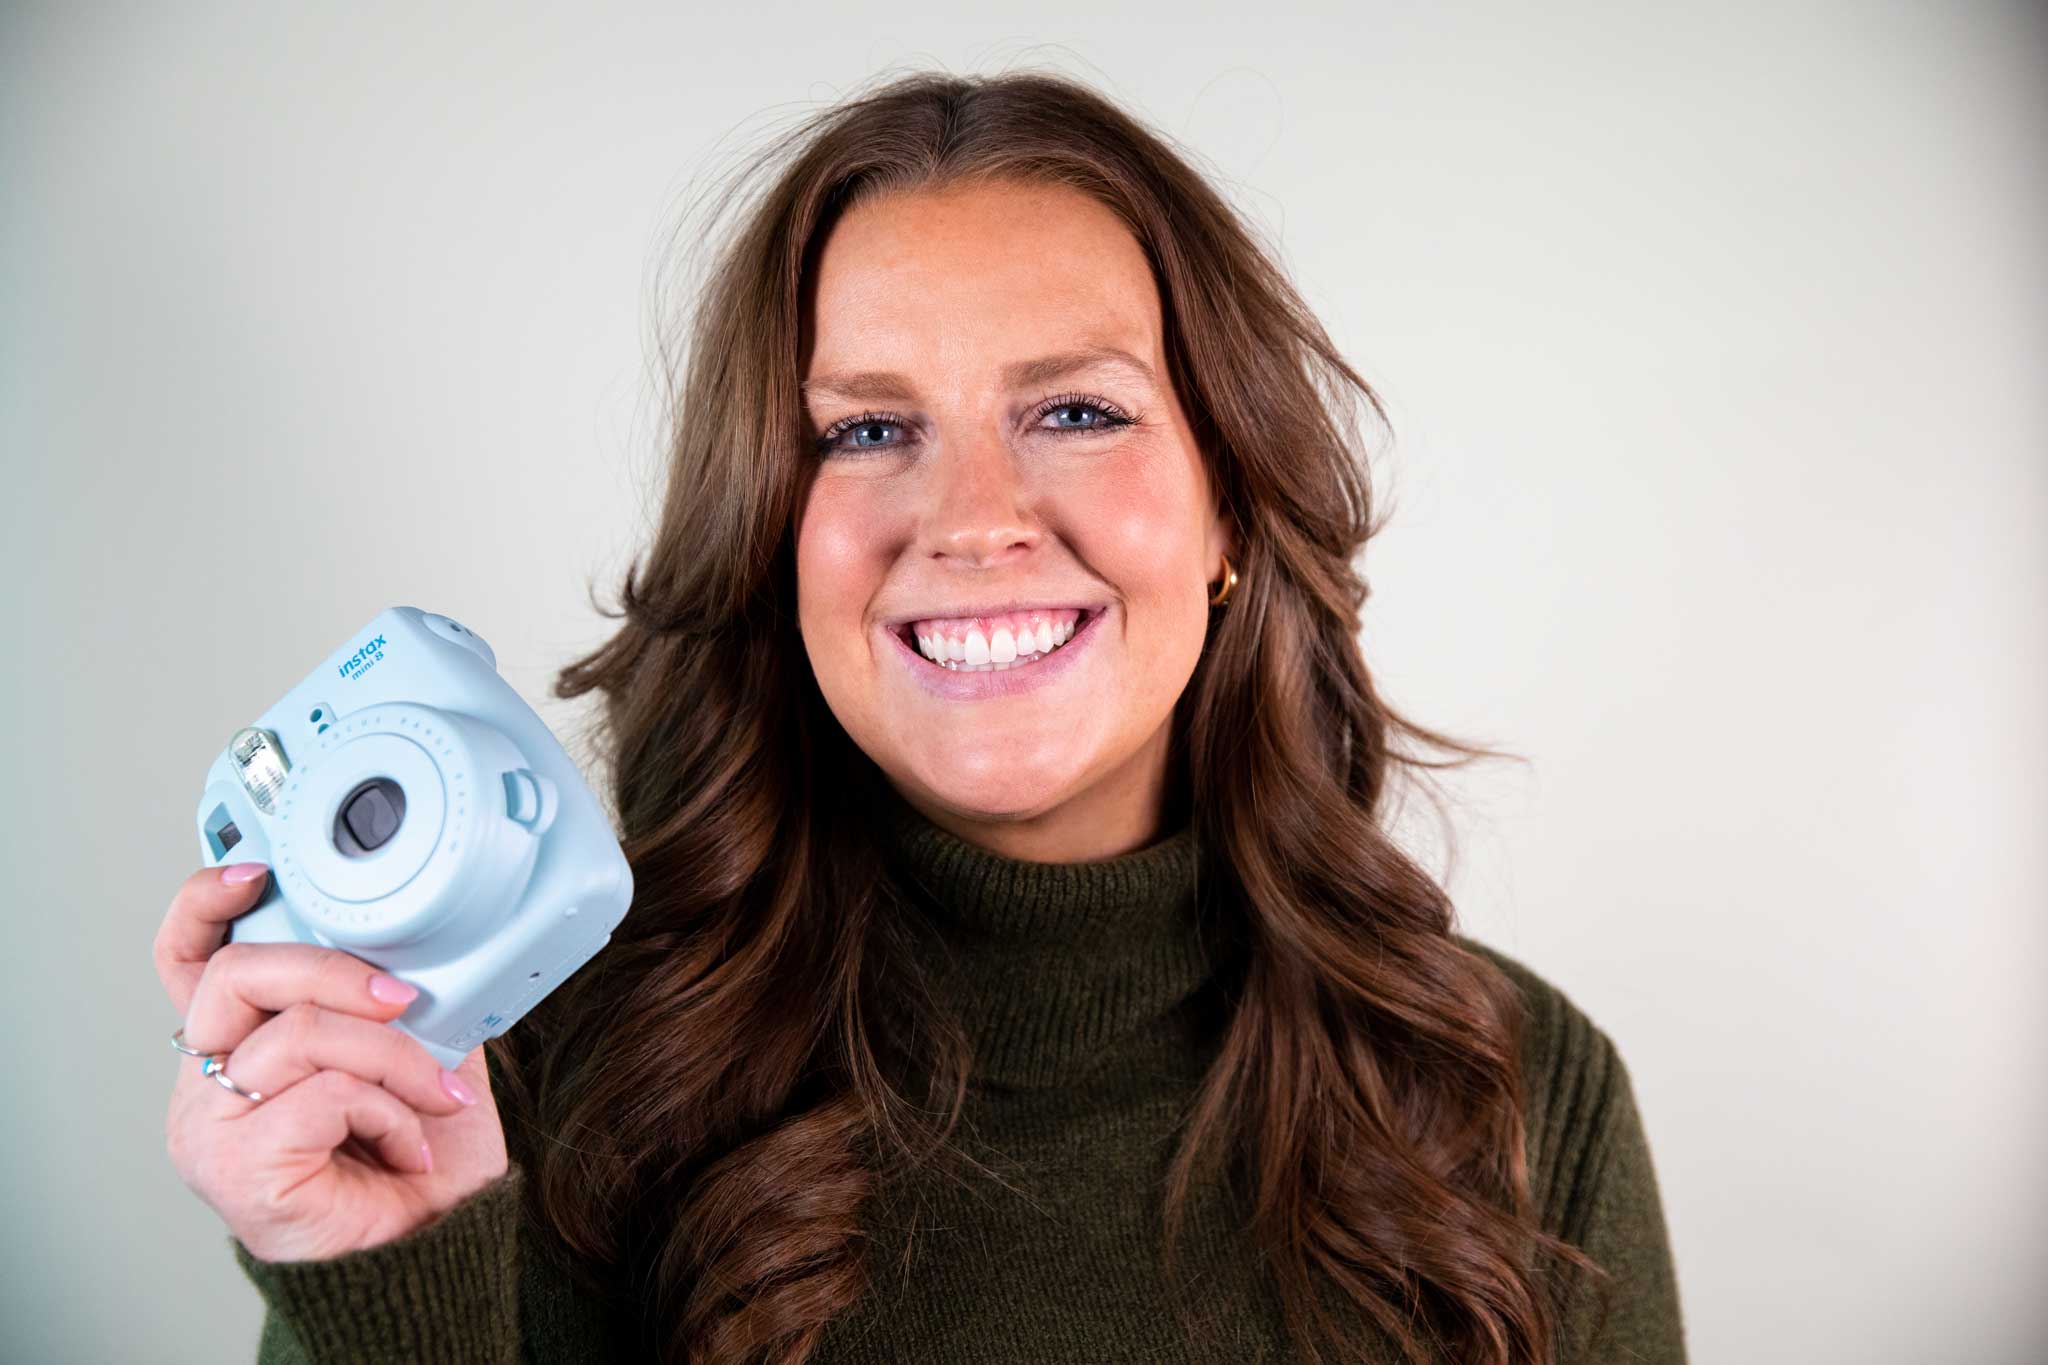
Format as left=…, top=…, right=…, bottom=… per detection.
left=1082, top=457, right=1207, bottom=629
left=794, top=482, right=885, bottom=652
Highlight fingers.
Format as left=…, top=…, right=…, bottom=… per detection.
left=177, top=1001, right=479, bottom=1126
left=237, top=1068, right=435, bottom=1177
left=179, top=940, right=418, bottom=1058
left=153, top=862, right=276, bottom=1017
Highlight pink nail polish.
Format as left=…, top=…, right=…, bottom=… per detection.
left=440, top=1069, right=478, bottom=1106
left=367, top=973, right=418, bottom=1005
left=421, top=1141, right=434, bottom=1173
left=220, top=862, right=269, bottom=885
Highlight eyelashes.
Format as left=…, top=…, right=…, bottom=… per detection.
left=812, top=391, right=1142, bottom=458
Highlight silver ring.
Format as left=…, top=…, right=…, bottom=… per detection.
left=170, top=1026, right=265, bottom=1103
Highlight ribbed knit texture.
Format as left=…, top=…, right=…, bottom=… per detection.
left=231, top=789, right=1687, bottom=1363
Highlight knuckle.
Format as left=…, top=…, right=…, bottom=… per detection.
left=185, top=943, right=250, bottom=1026
left=279, top=1001, right=323, bottom=1051
left=401, top=1035, right=446, bottom=1095
left=159, top=886, right=192, bottom=937
left=304, top=1067, right=355, bottom=1105
left=149, top=944, right=178, bottom=998
left=204, top=940, right=255, bottom=980
left=315, top=949, right=373, bottom=1005
left=405, top=1033, right=442, bottom=1074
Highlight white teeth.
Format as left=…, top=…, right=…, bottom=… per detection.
left=908, top=611, right=1090, bottom=670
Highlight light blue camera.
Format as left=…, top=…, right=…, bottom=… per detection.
left=193, top=606, right=633, bottom=1070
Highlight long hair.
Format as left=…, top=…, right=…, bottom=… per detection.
left=485, top=66, right=1613, bottom=1364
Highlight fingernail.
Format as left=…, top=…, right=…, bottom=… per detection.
left=421, top=1141, right=434, bottom=1173
left=440, top=1068, right=478, bottom=1106
left=220, top=862, right=269, bottom=885
left=367, top=973, right=419, bottom=1005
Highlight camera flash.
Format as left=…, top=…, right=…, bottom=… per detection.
left=229, top=726, right=291, bottom=815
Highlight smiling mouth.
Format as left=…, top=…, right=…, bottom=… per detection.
left=893, top=607, right=1102, bottom=671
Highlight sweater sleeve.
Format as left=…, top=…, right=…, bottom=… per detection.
left=230, top=1163, right=527, bottom=1365
left=1551, top=1033, right=1688, bottom=1364
left=1458, top=936, right=1688, bottom=1364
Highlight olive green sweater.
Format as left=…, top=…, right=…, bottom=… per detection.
left=232, top=796, right=1687, bottom=1362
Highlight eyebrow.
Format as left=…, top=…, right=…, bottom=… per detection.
left=800, top=344, right=1158, bottom=406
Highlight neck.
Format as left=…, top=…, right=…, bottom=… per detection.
left=874, top=779, right=1223, bottom=1090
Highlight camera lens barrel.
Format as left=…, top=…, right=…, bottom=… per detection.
left=268, top=702, right=546, bottom=949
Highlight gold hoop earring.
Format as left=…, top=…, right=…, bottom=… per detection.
left=1208, top=553, right=1238, bottom=607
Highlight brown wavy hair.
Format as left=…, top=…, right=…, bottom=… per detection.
left=485, top=65, right=1615, bottom=1365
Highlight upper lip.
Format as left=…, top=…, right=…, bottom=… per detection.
left=882, top=600, right=1107, bottom=629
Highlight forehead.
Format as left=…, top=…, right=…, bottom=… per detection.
left=800, top=180, right=1163, bottom=374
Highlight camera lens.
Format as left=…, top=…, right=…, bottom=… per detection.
left=334, top=777, right=406, bottom=856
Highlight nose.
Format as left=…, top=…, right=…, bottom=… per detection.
left=922, top=431, right=1040, bottom=568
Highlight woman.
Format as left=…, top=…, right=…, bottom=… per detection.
left=159, top=70, right=1685, bottom=1363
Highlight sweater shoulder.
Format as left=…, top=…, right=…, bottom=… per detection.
left=1450, top=936, right=1690, bottom=1357
left=1451, top=933, right=1609, bottom=1069
left=1450, top=933, right=1632, bottom=1234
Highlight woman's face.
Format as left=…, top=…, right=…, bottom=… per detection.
left=794, top=178, right=1231, bottom=859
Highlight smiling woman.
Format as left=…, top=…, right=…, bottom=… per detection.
left=227, top=69, right=1685, bottom=1365
left=794, top=178, right=1231, bottom=859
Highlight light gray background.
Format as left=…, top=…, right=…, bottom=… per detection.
left=5, top=3, right=2042, bottom=1362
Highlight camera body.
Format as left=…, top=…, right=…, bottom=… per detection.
left=193, top=606, right=633, bottom=1070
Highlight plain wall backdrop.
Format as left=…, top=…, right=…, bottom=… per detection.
left=4, top=3, right=2043, bottom=1361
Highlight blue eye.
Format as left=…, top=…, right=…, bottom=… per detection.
left=1035, top=393, right=1136, bottom=433
left=813, top=392, right=1140, bottom=458
left=815, top=412, right=905, bottom=456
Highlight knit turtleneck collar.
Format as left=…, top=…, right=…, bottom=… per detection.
left=875, top=784, right=1221, bottom=1092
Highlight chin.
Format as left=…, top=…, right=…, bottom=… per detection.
left=901, top=760, right=1088, bottom=824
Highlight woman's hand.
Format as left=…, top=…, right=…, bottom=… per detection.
left=156, top=862, right=511, bottom=1262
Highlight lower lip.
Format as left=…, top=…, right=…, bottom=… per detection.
left=884, top=608, right=1108, bottom=701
